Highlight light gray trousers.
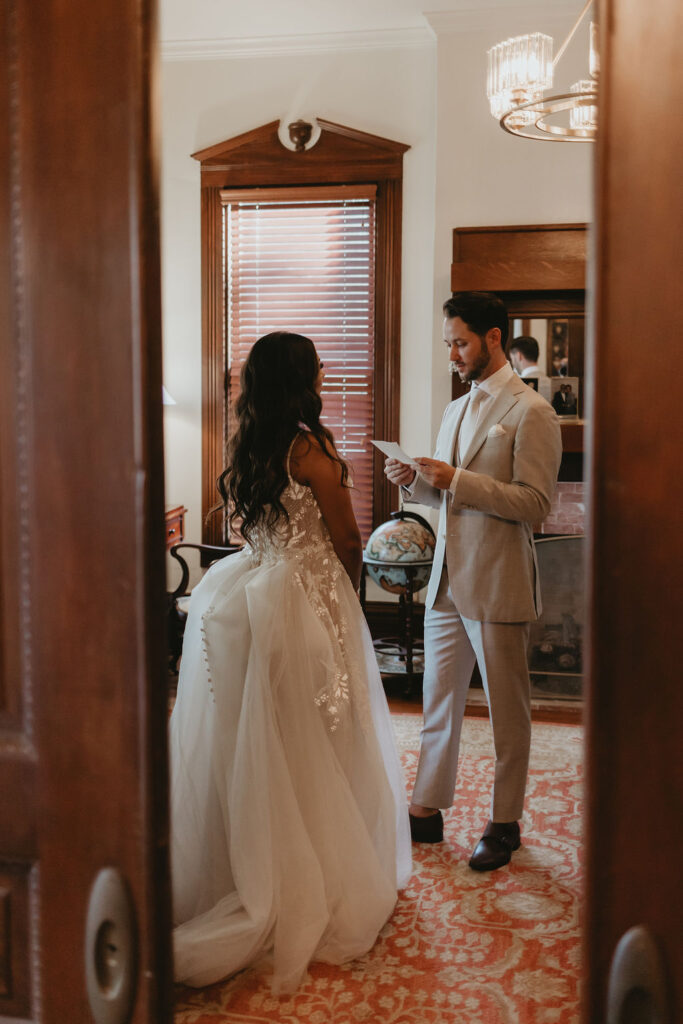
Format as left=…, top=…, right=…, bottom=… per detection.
left=412, top=568, right=531, bottom=822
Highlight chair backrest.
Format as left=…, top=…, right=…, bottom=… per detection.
left=168, top=543, right=242, bottom=601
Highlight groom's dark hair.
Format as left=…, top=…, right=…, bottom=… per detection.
left=443, top=292, right=509, bottom=348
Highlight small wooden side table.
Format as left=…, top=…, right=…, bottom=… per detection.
left=165, top=505, right=187, bottom=550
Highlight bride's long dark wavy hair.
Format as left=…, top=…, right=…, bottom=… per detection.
left=216, top=331, right=349, bottom=543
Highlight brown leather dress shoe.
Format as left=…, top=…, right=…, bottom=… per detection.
left=409, top=810, right=444, bottom=843
left=468, top=820, right=521, bottom=871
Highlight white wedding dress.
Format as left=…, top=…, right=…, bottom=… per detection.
left=169, top=454, right=411, bottom=994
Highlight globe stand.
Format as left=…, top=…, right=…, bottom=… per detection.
left=361, top=560, right=430, bottom=698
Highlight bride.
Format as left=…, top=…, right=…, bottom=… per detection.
left=169, top=331, right=411, bottom=994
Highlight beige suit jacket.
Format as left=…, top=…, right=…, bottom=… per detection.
left=405, top=375, right=562, bottom=622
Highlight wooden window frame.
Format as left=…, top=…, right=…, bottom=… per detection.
left=192, top=119, right=410, bottom=549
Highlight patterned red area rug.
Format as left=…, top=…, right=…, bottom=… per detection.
left=174, top=716, right=583, bottom=1024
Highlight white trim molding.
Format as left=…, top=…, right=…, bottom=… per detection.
left=161, top=26, right=435, bottom=62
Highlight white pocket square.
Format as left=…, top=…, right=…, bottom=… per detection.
left=488, top=424, right=506, bottom=437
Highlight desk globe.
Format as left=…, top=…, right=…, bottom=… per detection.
left=363, top=510, right=435, bottom=694
left=364, top=510, right=435, bottom=593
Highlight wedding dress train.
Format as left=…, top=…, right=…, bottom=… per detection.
left=169, top=464, right=411, bottom=993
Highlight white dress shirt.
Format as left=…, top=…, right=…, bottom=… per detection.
left=450, top=362, right=515, bottom=496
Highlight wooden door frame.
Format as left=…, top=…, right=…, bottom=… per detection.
left=583, top=1, right=683, bottom=1019
left=0, top=0, right=172, bottom=1018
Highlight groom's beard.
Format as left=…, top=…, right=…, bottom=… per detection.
left=461, top=339, right=491, bottom=382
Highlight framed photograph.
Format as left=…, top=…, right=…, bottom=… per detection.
left=551, top=377, right=579, bottom=418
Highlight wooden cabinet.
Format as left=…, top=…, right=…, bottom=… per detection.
left=165, top=505, right=186, bottom=550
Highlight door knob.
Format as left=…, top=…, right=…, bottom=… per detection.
left=85, top=868, right=137, bottom=1024
left=606, top=925, right=670, bottom=1024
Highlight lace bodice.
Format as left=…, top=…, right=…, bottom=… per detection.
left=242, top=464, right=366, bottom=732
left=245, top=430, right=349, bottom=590
left=246, top=477, right=340, bottom=578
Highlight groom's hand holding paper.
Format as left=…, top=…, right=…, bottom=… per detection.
left=371, top=439, right=418, bottom=467
left=373, top=440, right=419, bottom=487
left=413, top=457, right=456, bottom=490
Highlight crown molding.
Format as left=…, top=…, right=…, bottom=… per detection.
left=161, top=26, right=435, bottom=63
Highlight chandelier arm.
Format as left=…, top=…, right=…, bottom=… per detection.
left=553, top=0, right=593, bottom=68
left=500, top=91, right=597, bottom=141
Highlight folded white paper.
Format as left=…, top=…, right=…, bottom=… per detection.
left=371, top=439, right=418, bottom=467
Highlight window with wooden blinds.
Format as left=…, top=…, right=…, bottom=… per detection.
left=222, top=185, right=377, bottom=540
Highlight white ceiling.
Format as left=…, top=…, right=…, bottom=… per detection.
left=160, top=0, right=579, bottom=43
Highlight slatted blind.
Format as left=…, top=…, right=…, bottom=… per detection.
left=222, top=186, right=377, bottom=540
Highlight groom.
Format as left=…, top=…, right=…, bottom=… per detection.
left=385, top=292, right=562, bottom=870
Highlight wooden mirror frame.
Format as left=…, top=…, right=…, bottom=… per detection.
left=449, top=224, right=588, bottom=475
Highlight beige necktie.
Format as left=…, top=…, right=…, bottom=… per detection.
left=457, top=386, right=487, bottom=461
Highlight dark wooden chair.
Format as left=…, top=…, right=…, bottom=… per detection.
left=167, top=542, right=242, bottom=675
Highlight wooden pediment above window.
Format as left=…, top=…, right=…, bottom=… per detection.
left=192, top=118, right=410, bottom=188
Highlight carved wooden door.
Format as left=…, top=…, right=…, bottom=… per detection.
left=585, top=0, right=683, bottom=1020
left=0, top=0, right=172, bottom=1021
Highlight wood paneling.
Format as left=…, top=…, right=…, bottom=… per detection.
left=585, top=0, right=683, bottom=1018
left=452, top=223, right=588, bottom=293
left=0, top=884, right=9, bottom=997
left=560, top=421, right=584, bottom=453
left=195, top=119, right=410, bottom=538
left=0, top=478, right=4, bottom=716
left=0, top=864, right=31, bottom=1019
left=0, top=0, right=172, bottom=1019
left=0, top=0, right=24, bottom=733
left=495, top=292, right=586, bottom=318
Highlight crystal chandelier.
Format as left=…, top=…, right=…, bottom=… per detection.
left=487, top=0, right=598, bottom=142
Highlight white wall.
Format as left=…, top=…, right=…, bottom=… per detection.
left=160, top=13, right=592, bottom=591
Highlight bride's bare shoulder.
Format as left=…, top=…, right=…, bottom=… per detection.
left=289, top=432, right=336, bottom=485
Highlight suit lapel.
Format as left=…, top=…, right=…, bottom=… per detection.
left=459, top=379, right=524, bottom=468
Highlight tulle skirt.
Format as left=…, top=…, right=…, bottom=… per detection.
left=169, top=549, right=412, bottom=993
